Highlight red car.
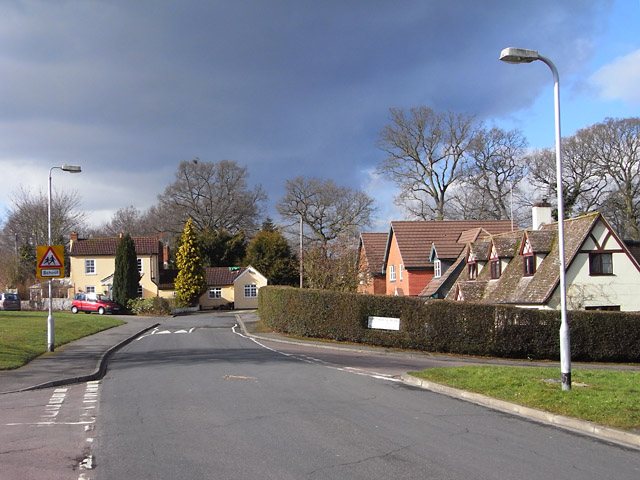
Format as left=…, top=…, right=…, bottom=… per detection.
left=71, top=293, right=121, bottom=315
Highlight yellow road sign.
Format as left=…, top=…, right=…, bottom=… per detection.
left=37, top=245, right=65, bottom=279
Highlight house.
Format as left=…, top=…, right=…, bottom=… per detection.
left=445, top=208, right=640, bottom=311
left=198, top=266, right=267, bottom=310
left=382, top=220, right=514, bottom=296
left=356, top=233, right=387, bottom=294
left=69, top=232, right=170, bottom=299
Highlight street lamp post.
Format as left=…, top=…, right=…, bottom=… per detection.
left=47, top=164, right=82, bottom=352
left=499, top=47, right=571, bottom=391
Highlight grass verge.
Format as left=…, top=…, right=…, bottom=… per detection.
left=0, top=311, right=125, bottom=370
left=410, top=366, right=640, bottom=431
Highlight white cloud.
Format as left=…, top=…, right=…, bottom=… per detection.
left=590, top=49, right=640, bottom=104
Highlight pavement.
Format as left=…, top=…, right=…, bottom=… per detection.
left=1, top=311, right=639, bottom=451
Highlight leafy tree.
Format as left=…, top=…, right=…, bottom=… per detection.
left=199, top=228, right=247, bottom=267
left=174, top=218, right=207, bottom=306
left=112, top=233, right=141, bottom=307
left=245, top=221, right=298, bottom=286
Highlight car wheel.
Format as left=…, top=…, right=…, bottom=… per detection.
left=71, top=306, right=78, bottom=314
left=98, top=307, right=105, bottom=315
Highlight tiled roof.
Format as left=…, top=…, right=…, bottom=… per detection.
left=70, top=236, right=161, bottom=256
left=389, top=220, right=514, bottom=268
left=446, top=213, right=602, bottom=305
left=157, top=267, right=249, bottom=290
left=359, top=233, right=387, bottom=274
left=205, top=267, right=247, bottom=286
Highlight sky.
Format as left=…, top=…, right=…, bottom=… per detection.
left=1, top=0, right=638, bottom=233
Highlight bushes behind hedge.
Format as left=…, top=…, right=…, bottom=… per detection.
left=258, top=286, right=640, bottom=362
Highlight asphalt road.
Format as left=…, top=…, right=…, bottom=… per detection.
left=93, top=312, right=640, bottom=480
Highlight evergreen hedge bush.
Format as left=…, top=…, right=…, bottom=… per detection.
left=258, top=286, right=640, bottom=362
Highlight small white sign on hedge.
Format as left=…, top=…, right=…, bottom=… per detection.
left=368, top=316, right=400, bottom=331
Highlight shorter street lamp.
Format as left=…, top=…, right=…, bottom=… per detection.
left=47, top=164, right=82, bottom=352
left=499, top=47, right=571, bottom=391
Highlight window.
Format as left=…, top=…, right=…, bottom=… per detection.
left=137, top=284, right=143, bottom=297
left=490, top=259, right=501, bottom=279
left=85, top=286, right=95, bottom=294
left=208, top=287, right=222, bottom=299
left=434, top=260, right=442, bottom=278
left=399, top=264, right=403, bottom=281
left=244, top=284, right=257, bottom=298
left=85, top=259, right=96, bottom=275
left=589, top=253, right=613, bottom=275
left=137, top=258, right=143, bottom=274
left=523, top=255, right=535, bottom=276
left=389, top=265, right=396, bottom=282
left=585, top=305, right=620, bottom=311
left=468, top=263, right=477, bottom=280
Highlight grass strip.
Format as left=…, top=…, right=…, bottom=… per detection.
left=0, top=311, right=125, bottom=370
left=410, top=366, right=640, bottom=431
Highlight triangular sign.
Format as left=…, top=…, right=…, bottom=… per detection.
left=38, top=247, right=63, bottom=268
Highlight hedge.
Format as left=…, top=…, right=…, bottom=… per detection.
left=258, top=286, right=640, bottom=362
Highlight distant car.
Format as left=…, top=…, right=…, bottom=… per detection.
left=71, top=293, right=121, bottom=315
left=0, top=292, right=21, bottom=311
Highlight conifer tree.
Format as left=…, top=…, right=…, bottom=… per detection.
left=245, top=223, right=298, bottom=286
left=175, top=218, right=207, bottom=306
left=112, top=233, right=141, bottom=306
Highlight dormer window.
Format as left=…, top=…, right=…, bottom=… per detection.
left=468, top=262, right=477, bottom=280
left=490, top=259, right=501, bottom=279
left=489, top=243, right=500, bottom=279
left=434, top=259, right=442, bottom=278
left=523, top=254, right=535, bottom=276
left=521, top=235, right=535, bottom=276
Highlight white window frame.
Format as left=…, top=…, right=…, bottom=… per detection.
left=399, top=264, right=403, bottom=281
left=244, top=284, right=257, bottom=298
left=389, top=265, right=396, bottom=282
left=85, top=259, right=96, bottom=275
left=434, top=259, right=442, bottom=278
left=137, top=284, right=143, bottom=298
left=137, top=258, right=143, bottom=274
left=85, top=286, right=96, bottom=294
left=208, top=287, right=222, bottom=299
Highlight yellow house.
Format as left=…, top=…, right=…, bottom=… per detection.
left=69, top=232, right=167, bottom=298
left=199, top=266, right=268, bottom=310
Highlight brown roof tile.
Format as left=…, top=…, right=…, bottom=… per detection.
left=205, top=267, right=247, bottom=286
left=70, top=236, right=161, bottom=256
left=389, top=220, right=514, bottom=269
left=359, top=233, right=387, bottom=274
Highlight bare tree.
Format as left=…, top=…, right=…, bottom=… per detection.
left=590, top=117, right=640, bottom=240
left=2, top=186, right=86, bottom=248
left=154, top=158, right=266, bottom=237
left=277, top=176, right=375, bottom=251
left=377, top=107, right=477, bottom=220
left=99, top=206, right=157, bottom=237
left=450, top=126, right=527, bottom=221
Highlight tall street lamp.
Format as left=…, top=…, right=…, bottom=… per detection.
left=499, top=47, right=571, bottom=391
left=47, top=164, right=82, bottom=352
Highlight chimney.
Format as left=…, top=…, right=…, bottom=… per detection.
left=163, top=245, right=170, bottom=268
left=532, top=200, right=552, bottom=230
left=70, top=231, right=78, bottom=249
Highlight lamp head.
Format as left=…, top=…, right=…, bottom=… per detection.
left=499, top=47, right=540, bottom=64
left=61, top=164, right=82, bottom=173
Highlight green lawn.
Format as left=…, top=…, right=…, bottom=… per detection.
left=0, top=311, right=125, bottom=370
left=410, top=366, right=640, bottom=431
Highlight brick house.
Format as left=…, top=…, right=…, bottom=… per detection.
left=382, top=220, right=514, bottom=296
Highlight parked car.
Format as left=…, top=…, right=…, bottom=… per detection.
left=0, top=292, right=21, bottom=311
left=71, top=293, right=121, bottom=315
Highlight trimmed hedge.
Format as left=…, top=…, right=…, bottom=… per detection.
left=258, top=286, right=640, bottom=362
